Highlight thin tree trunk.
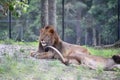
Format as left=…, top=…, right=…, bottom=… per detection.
left=76, top=21, right=81, bottom=45
left=62, top=0, right=64, bottom=40
left=20, top=25, right=23, bottom=41
left=48, top=0, right=56, bottom=28
left=41, top=0, right=48, bottom=27
left=8, top=10, right=12, bottom=39
left=75, top=7, right=85, bottom=45
left=92, top=27, right=97, bottom=46
left=98, top=33, right=101, bottom=46
left=85, top=29, right=88, bottom=45
left=118, top=0, right=120, bottom=40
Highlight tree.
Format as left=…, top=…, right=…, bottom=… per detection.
left=41, top=0, right=48, bottom=27
left=119, top=0, right=120, bottom=40
left=0, top=0, right=29, bottom=39
left=89, top=0, right=118, bottom=45
left=41, top=0, right=57, bottom=28
left=0, top=0, right=28, bottom=16
left=75, top=2, right=87, bottom=44
left=48, top=0, right=56, bottom=28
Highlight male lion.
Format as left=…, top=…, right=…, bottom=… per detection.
left=31, top=25, right=120, bottom=70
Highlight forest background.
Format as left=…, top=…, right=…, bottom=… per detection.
left=0, top=0, right=119, bottom=46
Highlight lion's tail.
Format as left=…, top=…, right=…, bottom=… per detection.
left=112, top=55, right=120, bottom=64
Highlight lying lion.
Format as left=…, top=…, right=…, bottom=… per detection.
left=31, top=25, right=120, bottom=70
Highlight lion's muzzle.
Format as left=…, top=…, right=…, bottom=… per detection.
left=41, top=40, right=47, bottom=47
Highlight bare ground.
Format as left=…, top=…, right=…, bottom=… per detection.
left=0, top=44, right=120, bottom=80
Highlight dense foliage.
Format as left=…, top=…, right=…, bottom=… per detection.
left=0, top=0, right=119, bottom=46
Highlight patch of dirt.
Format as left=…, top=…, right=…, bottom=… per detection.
left=0, top=44, right=120, bottom=80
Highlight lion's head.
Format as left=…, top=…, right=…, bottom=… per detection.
left=39, top=25, right=60, bottom=48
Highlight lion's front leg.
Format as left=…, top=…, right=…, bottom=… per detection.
left=31, top=51, right=54, bottom=59
left=30, top=51, right=38, bottom=57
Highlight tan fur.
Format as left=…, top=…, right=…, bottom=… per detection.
left=67, top=53, right=117, bottom=70
left=31, top=25, right=120, bottom=70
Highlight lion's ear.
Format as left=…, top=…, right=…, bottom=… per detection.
left=49, top=29, right=54, bottom=34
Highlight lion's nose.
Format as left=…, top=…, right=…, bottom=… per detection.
left=41, top=39, right=43, bottom=41
left=41, top=40, right=45, bottom=43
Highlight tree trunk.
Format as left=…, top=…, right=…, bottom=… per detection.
left=76, top=21, right=81, bottom=45
left=48, top=0, right=56, bottom=28
left=15, top=20, right=23, bottom=41
left=92, top=27, right=97, bottom=46
left=8, top=10, right=12, bottom=39
left=41, top=0, right=48, bottom=27
left=98, top=33, right=101, bottom=46
left=85, top=29, right=88, bottom=45
left=118, top=0, right=120, bottom=40
left=62, top=0, right=65, bottom=40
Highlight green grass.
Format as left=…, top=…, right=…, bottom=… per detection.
left=0, top=54, right=68, bottom=80
left=0, top=39, right=38, bottom=46
left=0, top=54, right=39, bottom=80
left=0, top=41, right=120, bottom=80
left=0, top=50, right=120, bottom=80
left=0, top=39, right=119, bottom=57
left=87, top=47, right=120, bottom=57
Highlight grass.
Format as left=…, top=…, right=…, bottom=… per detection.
left=87, top=47, right=120, bottom=57
left=0, top=40, right=120, bottom=80
left=0, top=54, right=39, bottom=80
left=0, top=39, right=119, bottom=57
left=0, top=54, right=68, bottom=80
left=0, top=39, right=38, bottom=46
left=0, top=53, right=119, bottom=80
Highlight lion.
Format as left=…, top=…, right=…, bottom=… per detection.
left=31, top=25, right=120, bottom=70
left=31, top=25, right=90, bottom=63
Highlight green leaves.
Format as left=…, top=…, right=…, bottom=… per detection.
left=11, top=1, right=29, bottom=17
left=107, top=0, right=117, bottom=9
left=9, top=4, right=14, bottom=11
left=0, top=0, right=29, bottom=17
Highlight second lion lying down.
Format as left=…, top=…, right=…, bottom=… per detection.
left=31, top=25, right=120, bottom=70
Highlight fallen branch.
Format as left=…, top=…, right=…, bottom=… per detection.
left=46, top=46, right=66, bottom=63
left=95, top=40, right=120, bottom=49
